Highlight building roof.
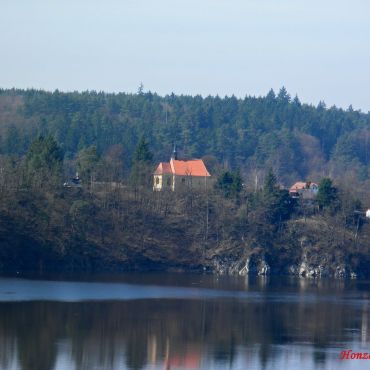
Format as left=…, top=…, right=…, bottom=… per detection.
left=289, top=181, right=318, bottom=192
left=153, top=158, right=211, bottom=177
left=170, top=158, right=211, bottom=177
left=153, top=162, right=172, bottom=175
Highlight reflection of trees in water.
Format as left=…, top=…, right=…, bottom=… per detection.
left=0, top=335, right=16, bottom=370
left=0, top=296, right=367, bottom=370
left=0, top=302, right=59, bottom=370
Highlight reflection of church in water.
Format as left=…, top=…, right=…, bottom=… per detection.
left=147, top=335, right=201, bottom=370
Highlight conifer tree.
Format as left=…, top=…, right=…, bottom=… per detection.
left=130, top=137, right=153, bottom=189
left=317, top=178, right=337, bottom=209
left=132, top=137, right=153, bottom=163
left=76, top=146, right=100, bottom=187
left=25, top=135, right=63, bottom=188
left=263, top=168, right=278, bottom=196
left=262, top=168, right=293, bottom=225
left=216, top=169, right=242, bottom=199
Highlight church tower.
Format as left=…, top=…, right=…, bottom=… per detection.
left=171, top=144, right=178, bottom=160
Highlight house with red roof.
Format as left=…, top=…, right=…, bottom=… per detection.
left=153, top=147, right=211, bottom=191
left=289, top=181, right=318, bottom=199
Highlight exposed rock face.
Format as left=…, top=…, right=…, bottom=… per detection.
left=334, top=265, right=347, bottom=278
left=211, top=252, right=271, bottom=276
left=333, top=265, right=357, bottom=279
left=257, top=260, right=270, bottom=276
left=209, top=238, right=361, bottom=279
left=293, top=258, right=358, bottom=279
left=298, top=261, right=327, bottom=278
left=238, top=258, right=250, bottom=276
left=210, top=253, right=359, bottom=279
left=212, top=256, right=243, bottom=275
left=238, top=255, right=270, bottom=276
left=298, top=261, right=308, bottom=277
left=291, top=245, right=359, bottom=279
left=297, top=252, right=327, bottom=278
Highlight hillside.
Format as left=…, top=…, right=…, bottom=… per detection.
left=0, top=88, right=369, bottom=277
left=0, top=88, right=369, bottom=192
left=0, top=180, right=369, bottom=277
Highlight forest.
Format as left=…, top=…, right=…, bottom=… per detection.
left=0, top=87, right=368, bottom=277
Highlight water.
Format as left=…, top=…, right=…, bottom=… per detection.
left=0, top=273, right=368, bottom=370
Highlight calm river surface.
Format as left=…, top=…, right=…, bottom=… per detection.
left=0, top=273, right=368, bottom=370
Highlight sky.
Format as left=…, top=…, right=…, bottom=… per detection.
left=1, top=0, right=369, bottom=111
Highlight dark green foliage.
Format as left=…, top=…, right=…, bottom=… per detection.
left=130, top=137, right=154, bottom=188
left=258, top=169, right=295, bottom=225
left=0, top=147, right=368, bottom=276
left=263, top=168, right=278, bottom=196
left=132, top=136, right=153, bottom=164
left=76, top=146, right=100, bottom=185
left=216, top=169, right=242, bottom=198
left=0, top=88, right=369, bottom=277
left=3, top=125, right=23, bottom=154
left=0, top=88, right=368, bottom=185
left=332, top=128, right=370, bottom=171
left=26, top=135, right=63, bottom=170
left=316, top=178, right=337, bottom=209
left=277, top=86, right=291, bottom=104
left=25, top=135, right=63, bottom=188
left=267, top=189, right=294, bottom=224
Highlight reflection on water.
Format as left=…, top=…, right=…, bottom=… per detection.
left=0, top=275, right=368, bottom=370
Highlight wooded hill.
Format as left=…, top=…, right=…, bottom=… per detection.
left=0, top=88, right=369, bottom=194
left=0, top=88, right=369, bottom=276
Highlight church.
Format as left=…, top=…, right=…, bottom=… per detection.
left=153, top=147, right=211, bottom=191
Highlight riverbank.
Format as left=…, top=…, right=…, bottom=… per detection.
left=0, top=182, right=369, bottom=278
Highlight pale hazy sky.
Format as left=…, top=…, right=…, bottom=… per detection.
left=1, top=0, right=369, bottom=111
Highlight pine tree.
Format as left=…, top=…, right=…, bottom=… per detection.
left=277, top=87, right=291, bottom=104
left=263, top=168, right=278, bottom=196
left=76, top=146, right=100, bottom=186
left=132, top=137, right=153, bottom=164
left=130, top=137, right=153, bottom=188
left=317, top=178, right=337, bottom=209
left=216, top=169, right=242, bottom=199
left=25, top=135, right=63, bottom=188
left=262, top=168, right=294, bottom=225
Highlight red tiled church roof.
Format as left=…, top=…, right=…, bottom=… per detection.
left=289, top=181, right=318, bottom=192
left=153, top=162, right=172, bottom=175
left=170, top=159, right=210, bottom=177
left=154, top=158, right=211, bottom=177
